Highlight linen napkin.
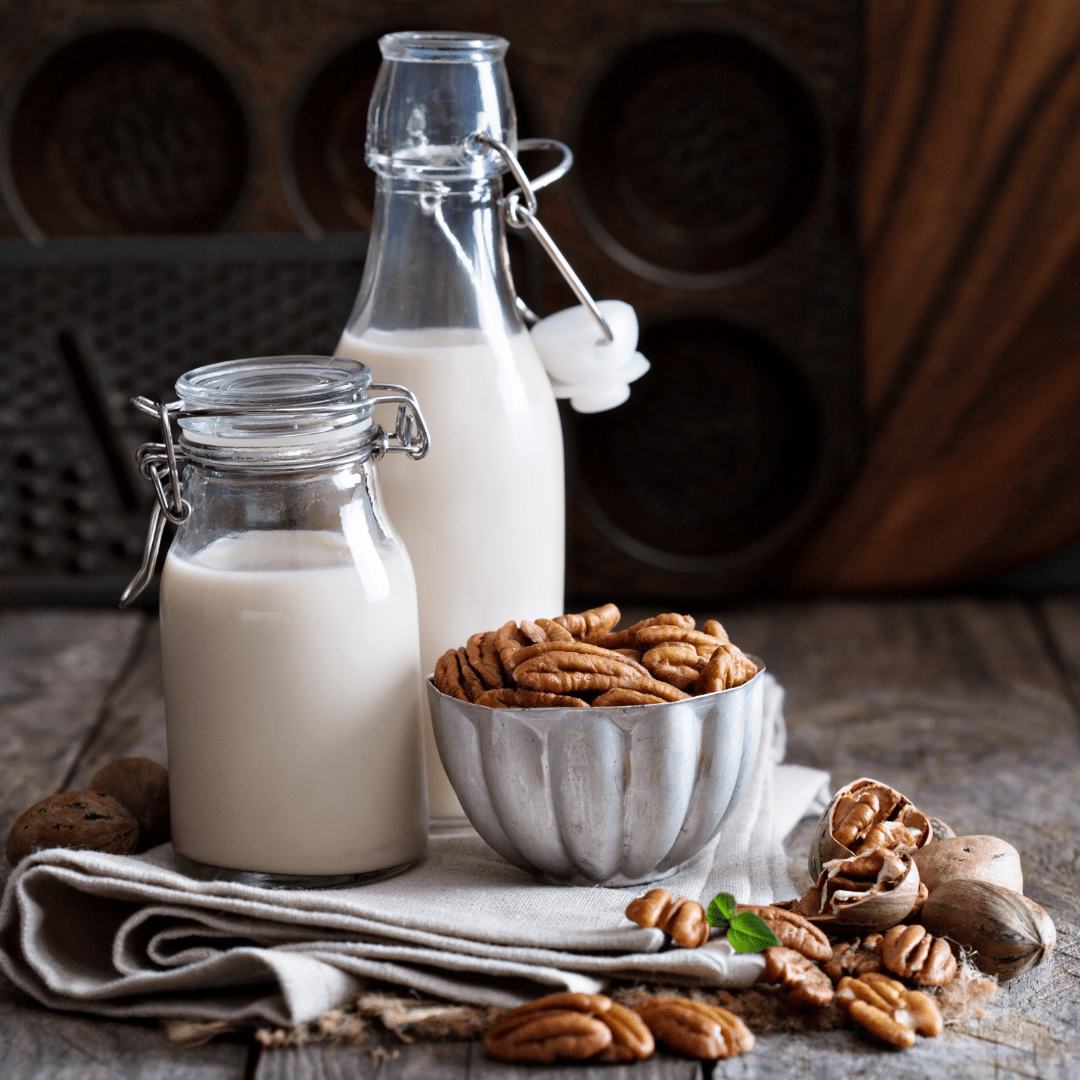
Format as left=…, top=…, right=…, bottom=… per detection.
left=0, top=674, right=828, bottom=1026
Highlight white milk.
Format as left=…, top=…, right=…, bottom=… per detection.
left=159, top=529, right=426, bottom=876
left=335, top=328, right=565, bottom=817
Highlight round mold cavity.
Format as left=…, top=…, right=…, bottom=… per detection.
left=567, top=317, right=821, bottom=563
left=574, top=30, right=823, bottom=284
left=4, top=28, right=248, bottom=238
left=286, top=34, right=541, bottom=235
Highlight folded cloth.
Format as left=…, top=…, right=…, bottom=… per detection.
left=0, top=674, right=828, bottom=1026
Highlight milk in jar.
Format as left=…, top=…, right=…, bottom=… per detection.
left=338, top=32, right=567, bottom=817
left=130, top=354, right=431, bottom=887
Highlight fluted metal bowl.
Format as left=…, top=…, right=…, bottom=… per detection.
left=426, top=661, right=764, bottom=886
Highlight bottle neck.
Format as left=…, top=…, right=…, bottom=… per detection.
left=344, top=176, right=522, bottom=341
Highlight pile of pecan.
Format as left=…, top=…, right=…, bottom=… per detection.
left=620, top=889, right=949, bottom=1051
left=434, top=603, right=759, bottom=707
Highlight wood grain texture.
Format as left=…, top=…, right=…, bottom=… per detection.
left=67, top=621, right=168, bottom=790
left=0, top=980, right=248, bottom=1080
left=1040, top=597, right=1080, bottom=708
left=793, top=0, right=1080, bottom=590
left=725, top=598, right=1080, bottom=1077
left=0, top=609, right=143, bottom=855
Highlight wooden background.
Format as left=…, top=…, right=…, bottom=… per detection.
left=793, top=0, right=1080, bottom=592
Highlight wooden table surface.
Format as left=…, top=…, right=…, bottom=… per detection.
left=1, top=598, right=1078, bottom=1079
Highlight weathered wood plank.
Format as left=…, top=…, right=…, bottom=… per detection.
left=253, top=1040, right=703, bottom=1080
left=0, top=609, right=145, bottom=857
left=67, top=620, right=168, bottom=789
left=1040, top=597, right=1080, bottom=711
left=725, top=598, right=1080, bottom=1077
left=0, top=981, right=248, bottom=1080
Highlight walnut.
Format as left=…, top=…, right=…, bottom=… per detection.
left=89, top=757, right=170, bottom=850
left=763, top=946, right=834, bottom=1008
left=7, top=791, right=139, bottom=866
left=634, top=998, right=754, bottom=1060
left=836, top=973, right=942, bottom=1048
left=881, top=924, right=957, bottom=986
left=625, top=887, right=710, bottom=948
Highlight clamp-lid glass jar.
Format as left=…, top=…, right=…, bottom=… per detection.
left=123, top=356, right=430, bottom=888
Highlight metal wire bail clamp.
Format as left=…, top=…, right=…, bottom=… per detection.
left=118, top=386, right=429, bottom=609
left=472, top=134, right=614, bottom=346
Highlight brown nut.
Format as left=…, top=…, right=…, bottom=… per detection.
left=89, top=758, right=170, bottom=850
left=763, top=946, right=835, bottom=1008
left=7, top=790, right=139, bottom=866
left=592, top=688, right=666, bottom=707
left=625, top=888, right=710, bottom=948
left=465, top=631, right=505, bottom=690
left=513, top=649, right=649, bottom=694
left=475, top=688, right=589, bottom=709
left=493, top=621, right=529, bottom=675
left=798, top=848, right=921, bottom=932
left=912, top=835, right=1023, bottom=895
left=434, top=649, right=469, bottom=700
left=737, top=904, right=831, bottom=961
left=880, top=924, right=957, bottom=986
left=809, top=778, right=931, bottom=881
left=634, top=998, right=754, bottom=1060
left=593, top=1002, right=654, bottom=1063
left=483, top=993, right=614, bottom=1063
left=920, top=878, right=1056, bottom=981
left=836, top=973, right=942, bottom=1047
left=552, top=603, right=621, bottom=641
left=822, top=935, right=883, bottom=983
left=695, top=643, right=759, bottom=694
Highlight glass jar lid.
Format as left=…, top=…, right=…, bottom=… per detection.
left=175, top=356, right=377, bottom=466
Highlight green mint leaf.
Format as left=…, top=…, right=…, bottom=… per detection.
left=705, top=892, right=736, bottom=928
left=726, top=912, right=781, bottom=953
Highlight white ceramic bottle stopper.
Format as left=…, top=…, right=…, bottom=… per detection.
left=529, top=299, right=650, bottom=414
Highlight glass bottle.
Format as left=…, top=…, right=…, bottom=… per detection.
left=152, top=356, right=429, bottom=887
left=335, top=32, right=565, bottom=820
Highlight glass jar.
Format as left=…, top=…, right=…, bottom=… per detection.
left=335, top=32, right=565, bottom=820
left=130, top=355, right=429, bottom=888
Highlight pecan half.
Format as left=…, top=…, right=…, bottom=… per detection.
left=695, top=643, right=759, bottom=693
left=483, top=993, right=614, bottom=1063
left=836, top=973, right=942, bottom=1048
left=493, top=620, right=529, bottom=675
left=822, top=934, right=883, bottom=983
left=476, top=689, right=589, bottom=709
left=625, top=888, right=710, bottom=948
left=434, top=649, right=468, bottom=700
left=513, top=649, right=648, bottom=695
left=737, top=904, right=831, bottom=961
left=455, top=647, right=485, bottom=701
left=642, top=643, right=706, bottom=690
left=702, top=619, right=729, bottom=643
left=594, top=1002, right=654, bottom=1063
left=763, top=946, right=834, bottom=1007
left=553, top=603, right=621, bottom=640
left=634, top=998, right=754, bottom=1060
left=881, top=924, right=957, bottom=986
left=465, top=631, right=504, bottom=690
left=593, top=688, right=666, bottom=707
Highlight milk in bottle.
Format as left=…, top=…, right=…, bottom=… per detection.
left=337, top=33, right=566, bottom=818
